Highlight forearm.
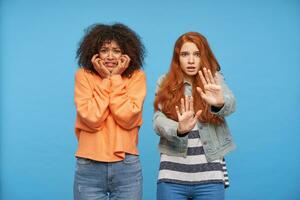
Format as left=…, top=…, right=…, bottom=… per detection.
left=109, top=72, right=146, bottom=129
left=75, top=70, right=110, bottom=129
left=153, top=111, right=188, bottom=142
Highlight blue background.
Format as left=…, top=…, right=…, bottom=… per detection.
left=1, top=0, right=300, bottom=199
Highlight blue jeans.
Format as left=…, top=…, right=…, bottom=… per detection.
left=157, top=182, right=225, bottom=200
left=74, top=154, right=143, bottom=200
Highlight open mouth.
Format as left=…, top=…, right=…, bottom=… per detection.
left=105, top=62, right=117, bottom=68
left=187, top=66, right=196, bottom=70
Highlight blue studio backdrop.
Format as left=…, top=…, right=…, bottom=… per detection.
left=1, top=0, right=300, bottom=199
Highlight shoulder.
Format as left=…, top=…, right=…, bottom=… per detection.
left=215, top=71, right=224, bottom=79
left=155, top=74, right=167, bottom=93
left=156, top=73, right=167, bottom=85
left=130, top=69, right=146, bottom=81
left=156, top=74, right=167, bottom=85
left=75, top=68, right=100, bottom=82
left=133, top=69, right=145, bottom=76
left=75, top=68, right=92, bottom=79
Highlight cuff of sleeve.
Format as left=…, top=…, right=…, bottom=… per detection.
left=99, top=78, right=111, bottom=93
left=169, top=124, right=189, bottom=140
left=102, top=78, right=110, bottom=87
left=110, top=75, right=123, bottom=87
left=211, top=105, right=223, bottom=113
left=210, top=96, right=229, bottom=116
left=177, top=130, right=189, bottom=137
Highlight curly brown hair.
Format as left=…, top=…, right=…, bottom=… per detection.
left=76, top=23, right=145, bottom=77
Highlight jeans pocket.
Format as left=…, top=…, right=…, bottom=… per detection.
left=123, top=154, right=139, bottom=164
left=76, top=157, right=92, bottom=165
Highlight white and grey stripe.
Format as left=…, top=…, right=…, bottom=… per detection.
left=158, top=129, right=230, bottom=187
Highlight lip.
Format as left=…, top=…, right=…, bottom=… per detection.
left=186, top=66, right=196, bottom=70
left=105, top=62, right=117, bottom=68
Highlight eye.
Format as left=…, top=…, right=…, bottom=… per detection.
left=100, top=49, right=108, bottom=54
left=180, top=52, right=189, bottom=57
left=193, top=52, right=200, bottom=57
left=113, top=49, right=121, bottom=54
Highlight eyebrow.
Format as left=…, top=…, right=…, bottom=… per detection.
left=180, top=50, right=200, bottom=53
left=100, top=47, right=121, bottom=50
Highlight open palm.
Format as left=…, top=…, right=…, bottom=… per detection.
left=197, top=68, right=224, bottom=107
left=175, top=96, right=202, bottom=134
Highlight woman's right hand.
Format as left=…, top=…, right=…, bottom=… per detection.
left=175, top=96, right=202, bottom=135
left=91, top=54, right=110, bottom=79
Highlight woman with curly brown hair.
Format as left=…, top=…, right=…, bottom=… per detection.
left=153, top=32, right=236, bottom=200
left=73, top=23, right=146, bottom=200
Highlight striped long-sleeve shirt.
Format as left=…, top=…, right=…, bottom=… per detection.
left=158, top=127, right=229, bottom=188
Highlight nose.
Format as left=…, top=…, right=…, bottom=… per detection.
left=188, top=55, right=194, bottom=64
left=107, top=50, right=113, bottom=59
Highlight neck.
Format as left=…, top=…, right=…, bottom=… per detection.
left=183, top=74, right=193, bottom=85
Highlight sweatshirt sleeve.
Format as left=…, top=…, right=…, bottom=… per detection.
left=74, top=69, right=110, bottom=130
left=109, top=70, right=146, bottom=130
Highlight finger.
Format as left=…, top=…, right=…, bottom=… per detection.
left=123, top=55, right=131, bottom=69
left=175, top=106, right=181, bottom=118
left=102, top=65, right=110, bottom=74
left=198, top=70, right=208, bottom=86
left=215, top=72, right=221, bottom=86
left=197, top=87, right=204, bottom=95
left=206, top=84, right=221, bottom=91
left=98, top=60, right=108, bottom=71
left=185, top=96, right=189, bottom=111
left=124, top=54, right=131, bottom=63
left=124, top=58, right=130, bottom=69
left=121, top=55, right=126, bottom=64
left=116, top=57, right=124, bottom=68
left=180, top=98, right=185, bottom=113
left=117, top=58, right=123, bottom=68
left=203, top=68, right=211, bottom=84
left=197, top=87, right=207, bottom=100
left=189, top=96, right=194, bottom=113
left=194, top=110, right=202, bottom=120
left=191, top=110, right=201, bottom=127
left=91, top=54, right=99, bottom=62
left=207, top=69, right=216, bottom=84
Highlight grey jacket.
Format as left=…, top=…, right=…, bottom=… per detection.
left=153, top=73, right=236, bottom=162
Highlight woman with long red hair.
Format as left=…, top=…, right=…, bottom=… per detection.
left=153, top=32, right=236, bottom=200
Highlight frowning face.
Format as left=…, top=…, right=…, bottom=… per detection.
left=99, top=40, right=122, bottom=72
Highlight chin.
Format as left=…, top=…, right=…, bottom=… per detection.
left=186, top=71, right=198, bottom=76
left=104, top=67, right=113, bottom=72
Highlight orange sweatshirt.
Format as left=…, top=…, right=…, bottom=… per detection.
left=74, top=68, right=146, bottom=162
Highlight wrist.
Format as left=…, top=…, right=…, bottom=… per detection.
left=177, top=127, right=188, bottom=135
left=214, top=102, right=224, bottom=108
left=177, top=129, right=189, bottom=137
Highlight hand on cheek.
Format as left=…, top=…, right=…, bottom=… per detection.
left=91, top=54, right=110, bottom=79
left=111, top=55, right=131, bottom=75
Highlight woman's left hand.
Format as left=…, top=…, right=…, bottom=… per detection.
left=111, top=55, right=131, bottom=75
left=197, top=68, right=224, bottom=108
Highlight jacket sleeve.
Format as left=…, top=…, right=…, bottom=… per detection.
left=153, top=110, right=188, bottom=142
left=109, top=70, right=146, bottom=130
left=210, top=72, right=236, bottom=117
left=152, top=75, right=188, bottom=142
left=74, top=69, right=110, bottom=131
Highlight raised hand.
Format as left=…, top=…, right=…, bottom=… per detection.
left=111, top=54, right=131, bottom=76
left=175, top=96, right=202, bottom=135
left=197, top=68, right=224, bottom=107
left=91, top=54, right=110, bottom=79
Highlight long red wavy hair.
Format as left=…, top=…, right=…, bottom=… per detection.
left=154, top=32, right=223, bottom=124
